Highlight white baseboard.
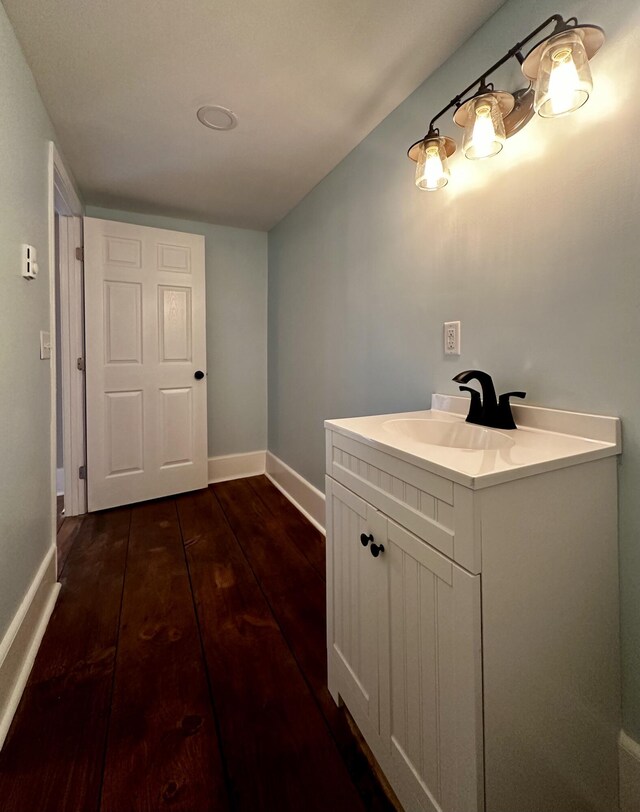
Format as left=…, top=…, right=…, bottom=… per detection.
left=620, top=730, right=640, bottom=812
left=56, top=467, right=64, bottom=496
left=208, top=451, right=266, bottom=484
left=265, top=451, right=326, bottom=534
left=0, top=544, right=60, bottom=750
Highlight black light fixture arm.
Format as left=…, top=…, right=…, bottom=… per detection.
left=423, top=13, right=569, bottom=137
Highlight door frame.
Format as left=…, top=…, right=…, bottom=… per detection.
left=48, top=142, right=85, bottom=528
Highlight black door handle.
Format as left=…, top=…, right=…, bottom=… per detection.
left=194, top=370, right=205, bottom=380
left=360, top=533, right=373, bottom=547
left=370, top=543, right=385, bottom=558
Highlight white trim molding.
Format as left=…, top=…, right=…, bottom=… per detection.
left=266, top=452, right=326, bottom=534
left=208, top=451, right=266, bottom=484
left=0, top=545, right=60, bottom=750
left=620, top=730, right=640, bottom=812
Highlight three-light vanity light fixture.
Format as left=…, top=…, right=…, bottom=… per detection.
left=408, top=14, right=604, bottom=191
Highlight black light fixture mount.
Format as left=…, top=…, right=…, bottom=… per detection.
left=408, top=13, right=605, bottom=190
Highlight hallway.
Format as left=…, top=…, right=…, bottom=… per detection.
left=0, top=477, right=395, bottom=812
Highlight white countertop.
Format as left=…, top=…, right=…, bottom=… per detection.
left=325, top=394, right=621, bottom=489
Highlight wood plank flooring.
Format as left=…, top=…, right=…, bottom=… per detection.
left=0, top=476, right=397, bottom=812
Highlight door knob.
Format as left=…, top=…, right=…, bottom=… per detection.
left=360, top=533, right=373, bottom=547
left=194, top=370, right=205, bottom=380
left=370, top=542, right=385, bottom=558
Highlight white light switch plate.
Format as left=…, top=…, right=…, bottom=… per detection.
left=444, top=321, right=461, bottom=355
left=40, top=330, right=51, bottom=360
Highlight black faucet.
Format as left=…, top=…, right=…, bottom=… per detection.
left=458, top=385, right=482, bottom=423
left=452, top=370, right=526, bottom=430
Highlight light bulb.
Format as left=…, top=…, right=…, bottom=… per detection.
left=471, top=104, right=496, bottom=158
left=548, top=47, right=581, bottom=114
left=462, top=94, right=506, bottom=160
left=534, top=31, right=593, bottom=118
left=415, top=138, right=450, bottom=191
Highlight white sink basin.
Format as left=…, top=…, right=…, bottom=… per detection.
left=383, top=418, right=515, bottom=451
left=327, top=398, right=620, bottom=488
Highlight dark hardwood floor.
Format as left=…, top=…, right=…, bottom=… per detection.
left=0, top=476, right=397, bottom=812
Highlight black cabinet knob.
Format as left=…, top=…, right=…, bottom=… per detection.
left=370, top=543, right=385, bottom=558
left=360, top=533, right=373, bottom=547
left=194, top=370, right=205, bottom=380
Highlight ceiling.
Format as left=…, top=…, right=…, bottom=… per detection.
left=4, top=0, right=506, bottom=230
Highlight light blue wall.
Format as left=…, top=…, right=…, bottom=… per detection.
left=268, top=0, right=640, bottom=740
left=87, top=207, right=268, bottom=457
left=0, top=4, right=58, bottom=640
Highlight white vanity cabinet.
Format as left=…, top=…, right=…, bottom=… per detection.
left=325, top=398, right=621, bottom=812
left=327, top=477, right=484, bottom=812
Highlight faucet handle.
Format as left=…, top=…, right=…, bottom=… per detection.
left=499, top=391, right=526, bottom=403
left=458, top=385, right=482, bottom=425
left=497, top=391, right=526, bottom=430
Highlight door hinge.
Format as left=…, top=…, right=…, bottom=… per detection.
left=75, top=246, right=84, bottom=262
left=76, top=356, right=85, bottom=371
left=78, top=465, right=86, bottom=480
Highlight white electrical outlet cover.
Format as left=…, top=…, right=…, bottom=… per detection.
left=444, top=321, right=461, bottom=355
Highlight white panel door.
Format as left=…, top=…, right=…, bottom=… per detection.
left=84, top=218, right=207, bottom=511
left=386, top=519, right=484, bottom=812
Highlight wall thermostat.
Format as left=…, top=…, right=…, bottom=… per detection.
left=22, top=244, right=38, bottom=279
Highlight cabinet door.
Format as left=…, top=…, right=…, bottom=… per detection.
left=386, top=520, right=484, bottom=812
left=326, top=477, right=386, bottom=737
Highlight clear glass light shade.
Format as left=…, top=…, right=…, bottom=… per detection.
left=462, top=94, right=506, bottom=160
left=415, top=138, right=450, bottom=191
left=534, top=31, right=593, bottom=117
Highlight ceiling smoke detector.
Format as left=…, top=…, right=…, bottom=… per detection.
left=196, top=105, right=238, bottom=131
